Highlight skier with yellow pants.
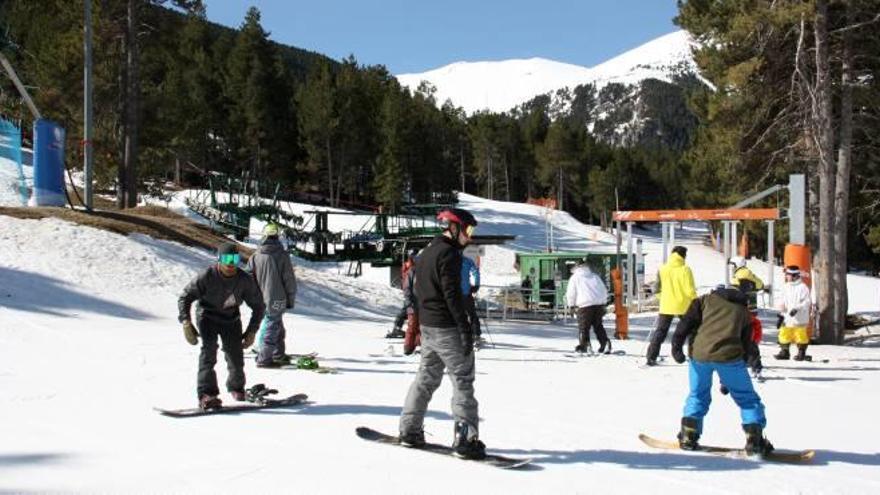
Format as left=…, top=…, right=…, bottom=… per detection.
left=775, top=266, right=812, bottom=361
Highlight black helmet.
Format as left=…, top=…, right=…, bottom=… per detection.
left=436, top=208, right=478, bottom=228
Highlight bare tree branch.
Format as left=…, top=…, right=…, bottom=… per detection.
left=830, top=12, right=880, bottom=35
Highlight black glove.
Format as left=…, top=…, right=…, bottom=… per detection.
left=182, top=320, right=199, bottom=346
left=460, top=332, right=474, bottom=356
left=671, top=346, right=686, bottom=364
left=789, top=309, right=798, bottom=317
left=242, top=328, right=257, bottom=349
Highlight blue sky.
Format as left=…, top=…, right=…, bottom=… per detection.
left=203, top=1, right=680, bottom=74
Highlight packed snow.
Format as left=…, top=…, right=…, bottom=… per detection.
left=396, top=30, right=712, bottom=115
left=2, top=178, right=880, bottom=492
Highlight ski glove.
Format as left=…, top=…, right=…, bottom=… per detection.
left=242, top=329, right=257, bottom=349
left=671, top=346, right=686, bottom=364
left=182, top=320, right=199, bottom=345
left=789, top=309, right=798, bottom=317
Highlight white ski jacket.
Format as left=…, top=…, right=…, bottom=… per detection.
left=779, top=279, right=812, bottom=327
left=565, top=266, right=608, bottom=309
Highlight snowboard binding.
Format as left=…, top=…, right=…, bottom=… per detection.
left=245, top=383, right=278, bottom=404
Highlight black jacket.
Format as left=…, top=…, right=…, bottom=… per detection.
left=671, top=287, right=758, bottom=364
left=178, top=265, right=265, bottom=331
left=413, top=235, right=469, bottom=332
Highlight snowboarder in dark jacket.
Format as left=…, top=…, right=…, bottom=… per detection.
left=670, top=285, right=773, bottom=456
left=399, top=207, right=486, bottom=460
left=248, top=223, right=298, bottom=368
left=178, top=242, right=265, bottom=410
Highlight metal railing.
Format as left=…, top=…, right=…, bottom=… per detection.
left=474, top=285, right=569, bottom=323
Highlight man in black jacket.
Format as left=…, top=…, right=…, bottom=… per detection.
left=178, top=243, right=265, bottom=410
left=670, top=285, right=773, bottom=456
left=398, top=208, right=486, bottom=460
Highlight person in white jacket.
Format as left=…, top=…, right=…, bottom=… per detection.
left=775, top=265, right=813, bottom=361
left=565, top=259, right=611, bottom=354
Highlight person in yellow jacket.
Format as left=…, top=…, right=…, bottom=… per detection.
left=646, top=246, right=697, bottom=366
left=729, top=256, right=764, bottom=310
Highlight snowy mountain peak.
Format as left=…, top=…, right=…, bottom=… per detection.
left=396, top=30, right=704, bottom=115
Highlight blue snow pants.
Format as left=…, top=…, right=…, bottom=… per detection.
left=682, top=359, right=766, bottom=435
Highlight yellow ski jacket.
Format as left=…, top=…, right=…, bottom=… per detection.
left=657, top=252, right=697, bottom=316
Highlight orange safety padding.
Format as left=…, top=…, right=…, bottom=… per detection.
left=611, top=267, right=628, bottom=339
left=783, top=244, right=812, bottom=288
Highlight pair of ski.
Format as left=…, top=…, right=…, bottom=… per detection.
left=355, top=428, right=813, bottom=468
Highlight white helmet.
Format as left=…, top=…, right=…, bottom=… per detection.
left=729, top=256, right=746, bottom=269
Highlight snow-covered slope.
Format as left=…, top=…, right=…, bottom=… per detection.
left=397, top=31, right=706, bottom=115
left=2, top=187, right=880, bottom=493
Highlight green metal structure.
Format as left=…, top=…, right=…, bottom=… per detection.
left=184, top=173, right=302, bottom=240
left=515, top=251, right=622, bottom=308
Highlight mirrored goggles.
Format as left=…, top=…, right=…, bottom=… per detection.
left=464, top=224, right=476, bottom=238
left=219, top=253, right=240, bottom=266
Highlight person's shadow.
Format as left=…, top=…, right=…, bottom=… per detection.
left=491, top=447, right=761, bottom=471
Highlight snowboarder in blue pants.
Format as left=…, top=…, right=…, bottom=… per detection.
left=671, top=285, right=773, bottom=456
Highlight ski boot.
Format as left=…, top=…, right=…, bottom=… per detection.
left=385, top=327, right=406, bottom=339
left=230, top=390, right=246, bottom=402
left=743, top=424, right=774, bottom=456
left=677, top=417, right=700, bottom=450
left=598, top=339, right=612, bottom=354
left=793, top=344, right=809, bottom=362
left=198, top=395, right=222, bottom=411
left=574, top=342, right=592, bottom=354
left=398, top=430, right=426, bottom=448
left=773, top=344, right=790, bottom=360
left=273, top=355, right=293, bottom=366
left=452, top=421, right=486, bottom=460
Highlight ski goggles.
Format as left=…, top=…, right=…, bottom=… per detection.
left=464, top=224, right=476, bottom=238
left=219, top=253, right=240, bottom=266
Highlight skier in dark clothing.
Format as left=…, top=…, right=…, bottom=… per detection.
left=178, top=243, right=265, bottom=410
left=397, top=249, right=422, bottom=355
left=387, top=251, right=417, bottom=339
left=399, top=207, right=486, bottom=460
left=670, top=285, right=773, bottom=456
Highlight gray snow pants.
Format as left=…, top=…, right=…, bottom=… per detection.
left=256, top=312, right=286, bottom=365
left=399, top=325, right=479, bottom=437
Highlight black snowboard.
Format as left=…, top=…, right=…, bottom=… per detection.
left=155, top=393, right=308, bottom=418
left=355, top=427, right=532, bottom=469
